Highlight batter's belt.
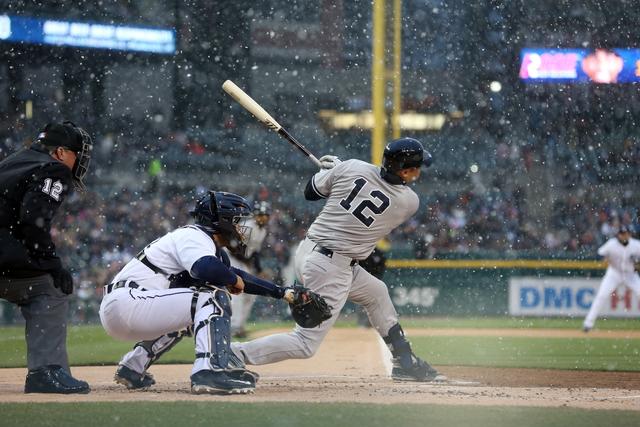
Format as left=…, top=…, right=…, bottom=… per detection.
left=311, top=243, right=358, bottom=267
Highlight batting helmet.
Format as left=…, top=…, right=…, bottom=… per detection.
left=190, top=191, right=253, bottom=250
left=37, top=120, right=93, bottom=189
left=382, top=137, right=432, bottom=173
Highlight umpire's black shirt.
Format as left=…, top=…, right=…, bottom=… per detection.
left=0, top=143, right=73, bottom=277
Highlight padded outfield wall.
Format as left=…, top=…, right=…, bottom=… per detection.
left=383, top=258, right=639, bottom=317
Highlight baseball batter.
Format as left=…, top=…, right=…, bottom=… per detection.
left=100, top=190, right=325, bottom=394
left=229, top=200, right=271, bottom=338
left=231, top=138, right=445, bottom=382
left=583, top=225, right=640, bottom=332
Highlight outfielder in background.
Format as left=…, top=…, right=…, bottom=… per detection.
left=231, top=137, right=446, bottom=382
left=100, top=191, right=328, bottom=394
left=0, top=121, right=92, bottom=394
left=229, top=200, right=272, bottom=338
left=583, top=225, right=640, bottom=332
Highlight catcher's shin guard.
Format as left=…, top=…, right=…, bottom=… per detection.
left=135, top=329, right=189, bottom=371
left=193, top=290, right=232, bottom=370
left=384, top=323, right=445, bottom=382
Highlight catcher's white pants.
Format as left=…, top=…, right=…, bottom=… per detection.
left=583, top=269, right=640, bottom=329
left=232, top=237, right=398, bottom=365
left=100, top=286, right=227, bottom=374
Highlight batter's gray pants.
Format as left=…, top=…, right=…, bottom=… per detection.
left=0, top=274, right=70, bottom=371
left=232, top=237, right=398, bottom=365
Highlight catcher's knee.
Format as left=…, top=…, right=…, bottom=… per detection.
left=196, top=289, right=231, bottom=319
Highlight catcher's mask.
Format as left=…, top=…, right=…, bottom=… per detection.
left=36, top=120, right=93, bottom=191
left=190, top=191, right=253, bottom=253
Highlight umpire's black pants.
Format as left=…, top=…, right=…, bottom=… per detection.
left=0, top=274, right=70, bottom=371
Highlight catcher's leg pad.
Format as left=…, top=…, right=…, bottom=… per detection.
left=135, top=331, right=187, bottom=370
left=193, top=289, right=232, bottom=370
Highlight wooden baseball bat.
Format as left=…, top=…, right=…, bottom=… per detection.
left=222, top=80, right=322, bottom=168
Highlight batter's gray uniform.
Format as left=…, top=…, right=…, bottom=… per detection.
left=232, top=159, right=417, bottom=364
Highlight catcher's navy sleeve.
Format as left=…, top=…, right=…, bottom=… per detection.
left=190, top=255, right=238, bottom=287
left=231, top=267, right=286, bottom=299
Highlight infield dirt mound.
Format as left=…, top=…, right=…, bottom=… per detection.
left=1, top=328, right=638, bottom=410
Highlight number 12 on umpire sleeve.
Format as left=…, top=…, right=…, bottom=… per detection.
left=340, top=178, right=390, bottom=227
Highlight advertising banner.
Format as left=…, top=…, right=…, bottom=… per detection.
left=0, top=14, right=175, bottom=54
left=519, top=48, right=640, bottom=83
left=509, top=276, right=640, bottom=317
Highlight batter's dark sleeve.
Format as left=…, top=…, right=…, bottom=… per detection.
left=231, top=267, right=286, bottom=299
left=304, top=176, right=324, bottom=200
left=19, top=163, right=72, bottom=270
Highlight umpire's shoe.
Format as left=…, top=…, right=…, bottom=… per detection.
left=391, top=354, right=447, bottom=382
left=191, top=370, right=254, bottom=395
left=25, top=365, right=90, bottom=394
left=114, top=365, right=156, bottom=390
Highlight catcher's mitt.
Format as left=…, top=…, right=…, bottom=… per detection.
left=283, top=285, right=332, bottom=328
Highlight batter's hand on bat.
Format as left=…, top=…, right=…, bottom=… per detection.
left=318, top=155, right=341, bottom=170
left=228, top=275, right=245, bottom=295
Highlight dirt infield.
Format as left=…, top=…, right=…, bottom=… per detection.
left=1, top=328, right=639, bottom=410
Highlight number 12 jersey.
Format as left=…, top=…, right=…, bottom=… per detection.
left=306, top=159, right=419, bottom=260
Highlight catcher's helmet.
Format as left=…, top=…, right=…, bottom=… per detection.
left=190, top=191, right=253, bottom=251
left=36, top=120, right=93, bottom=189
left=382, top=137, right=432, bottom=173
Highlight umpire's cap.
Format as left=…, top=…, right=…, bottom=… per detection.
left=382, top=137, right=432, bottom=173
left=36, top=121, right=93, bottom=189
left=36, top=121, right=91, bottom=154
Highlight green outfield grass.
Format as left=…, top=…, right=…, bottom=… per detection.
left=0, top=402, right=639, bottom=427
left=1, top=318, right=639, bottom=370
left=413, top=336, right=640, bottom=371
left=400, top=316, right=640, bottom=330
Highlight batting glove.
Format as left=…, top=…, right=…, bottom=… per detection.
left=318, top=155, right=341, bottom=170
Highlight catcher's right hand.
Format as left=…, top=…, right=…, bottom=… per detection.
left=283, top=285, right=332, bottom=328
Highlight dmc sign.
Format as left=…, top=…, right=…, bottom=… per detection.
left=510, top=277, right=640, bottom=317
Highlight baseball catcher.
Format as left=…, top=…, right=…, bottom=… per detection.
left=100, top=190, right=331, bottom=394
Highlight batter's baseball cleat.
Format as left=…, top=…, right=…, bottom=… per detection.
left=190, top=369, right=255, bottom=395
left=24, top=365, right=90, bottom=394
left=114, top=365, right=156, bottom=390
left=391, top=355, right=447, bottom=382
left=227, top=350, right=260, bottom=384
left=582, top=325, right=592, bottom=333
left=225, top=368, right=259, bottom=386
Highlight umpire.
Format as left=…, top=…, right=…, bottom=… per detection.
left=0, top=121, right=92, bottom=394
